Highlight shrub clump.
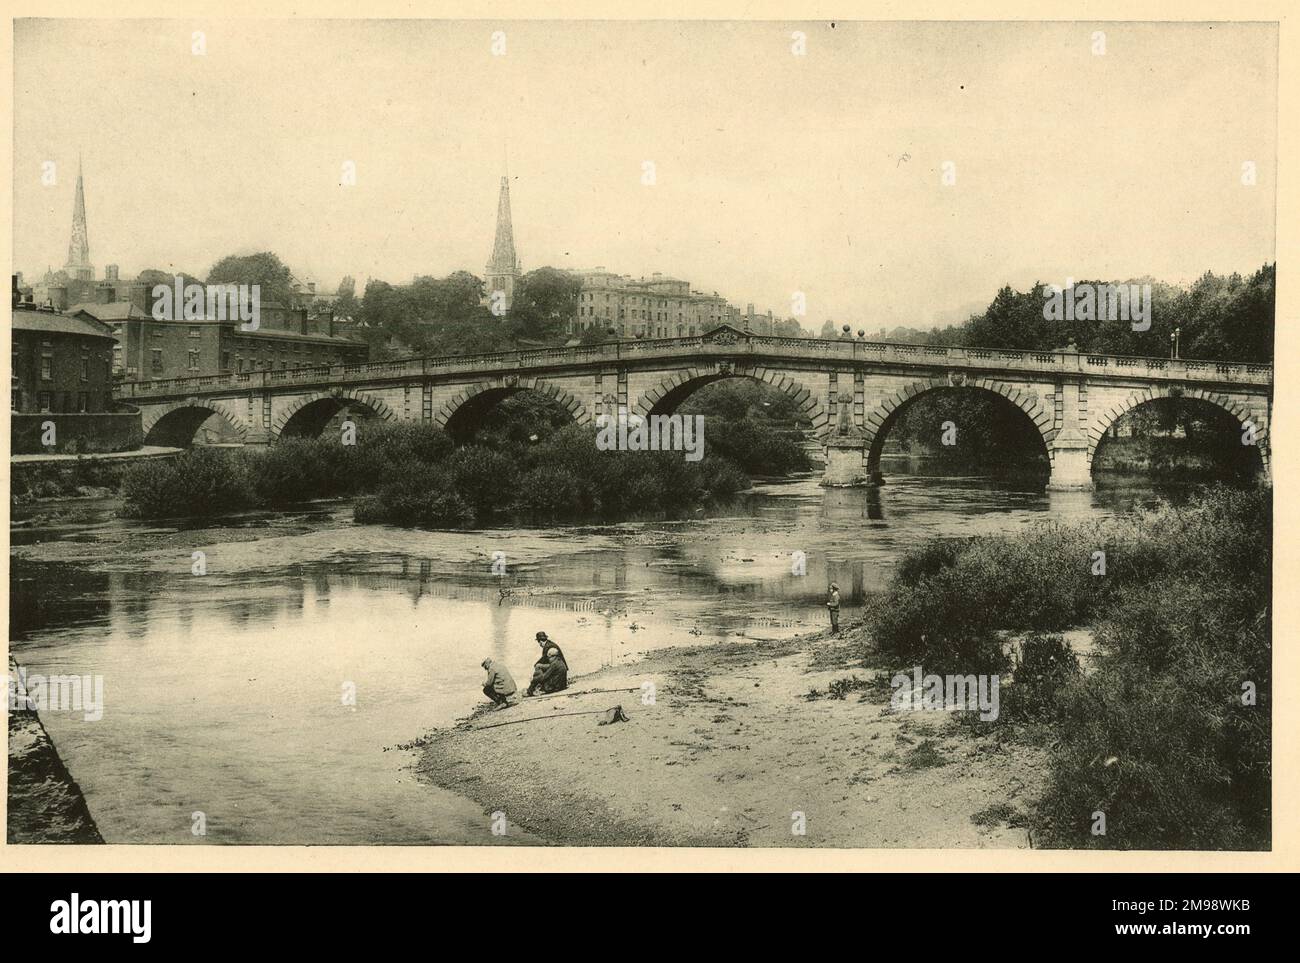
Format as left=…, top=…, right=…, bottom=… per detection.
left=1001, top=634, right=1082, bottom=723
left=119, top=448, right=254, bottom=519
left=118, top=418, right=766, bottom=526
left=871, top=486, right=1271, bottom=851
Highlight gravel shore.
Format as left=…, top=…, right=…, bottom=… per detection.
left=415, top=627, right=1045, bottom=847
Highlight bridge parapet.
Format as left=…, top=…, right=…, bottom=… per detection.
left=115, top=327, right=1273, bottom=402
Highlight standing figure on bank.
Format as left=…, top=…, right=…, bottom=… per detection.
left=827, top=582, right=841, bottom=635
left=525, top=631, right=569, bottom=696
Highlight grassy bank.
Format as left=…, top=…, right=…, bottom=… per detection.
left=868, top=486, right=1270, bottom=850
left=118, top=420, right=803, bottom=526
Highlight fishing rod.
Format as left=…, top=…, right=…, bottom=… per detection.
left=475, top=706, right=628, bottom=730
left=524, top=686, right=642, bottom=702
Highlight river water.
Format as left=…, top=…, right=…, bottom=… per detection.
left=7, top=459, right=1198, bottom=845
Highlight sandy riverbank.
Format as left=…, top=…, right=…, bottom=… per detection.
left=414, top=626, right=1046, bottom=847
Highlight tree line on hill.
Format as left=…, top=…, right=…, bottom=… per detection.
left=130, top=253, right=1273, bottom=367
left=865, top=264, right=1274, bottom=364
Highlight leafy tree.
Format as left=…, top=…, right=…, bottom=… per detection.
left=507, top=267, right=581, bottom=342
left=952, top=265, right=1274, bottom=363
left=333, top=275, right=359, bottom=321
left=137, top=268, right=204, bottom=289
left=207, top=252, right=296, bottom=307
left=579, top=324, right=617, bottom=345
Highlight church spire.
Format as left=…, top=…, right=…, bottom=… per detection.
left=485, top=173, right=520, bottom=311
left=64, top=154, right=93, bottom=281
left=489, top=176, right=518, bottom=273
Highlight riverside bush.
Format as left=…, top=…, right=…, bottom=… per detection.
left=702, top=417, right=812, bottom=475
left=352, top=462, right=475, bottom=528
left=873, top=485, right=1271, bottom=850
left=871, top=487, right=1267, bottom=668
left=446, top=446, right=520, bottom=516
left=119, top=448, right=255, bottom=519
left=1001, top=633, right=1081, bottom=722
left=515, top=465, right=590, bottom=516
left=1036, top=571, right=1269, bottom=850
left=121, top=418, right=761, bottom=524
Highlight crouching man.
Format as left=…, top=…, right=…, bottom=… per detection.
left=481, top=658, right=520, bottom=709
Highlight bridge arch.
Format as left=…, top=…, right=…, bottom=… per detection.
left=271, top=389, right=398, bottom=441
left=143, top=400, right=248, bottom=448
left=1088, top=386, right=1269, bottom=476
left=631, top=366, right=830, bottom=436
left=864, top=378, right=1055, bottom=480
left=434, top=378, right=592, bottom=440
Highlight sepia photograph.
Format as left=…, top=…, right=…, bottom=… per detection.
left=3, top=7, right=1283, bottom=879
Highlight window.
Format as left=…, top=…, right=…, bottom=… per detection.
left=12, top=389, right=22, bottom=411
left=77, top=392, right=87, bottom=412
left=221, top=352, right=231, bottom=370
left=81, top=355, right=90, bottom=382
left=40, top=356, right=52, bottom=381
left=38, top=392, right=51, bottom=412
left=151, top=349, right=163, bottom=373
left=188, top=350, right=200, bottom=371
left=189, top=326, right=201, bottom=339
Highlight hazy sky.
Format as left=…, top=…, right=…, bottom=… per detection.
left=14, top=19, right=1277, bottom=328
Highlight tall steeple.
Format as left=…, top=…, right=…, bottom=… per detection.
left=64, top=155, right=93, bottom=281
left=484, top=174, right=520, bottom=311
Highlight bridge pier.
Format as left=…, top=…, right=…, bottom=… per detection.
left=821, top=439, right=868, bottom=487
left=819, top=391, right=869, bottom=487
left=1047, top=426, right=1093, bottom=491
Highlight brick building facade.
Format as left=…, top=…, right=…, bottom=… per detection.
left=11, top=295, right=116, bottom=414
left=572, top=269, right=733, bottom=339
left=71, top=294, right=368, bottom=381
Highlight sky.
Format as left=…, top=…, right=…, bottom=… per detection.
left=13, top=18, right=1278, bottom=329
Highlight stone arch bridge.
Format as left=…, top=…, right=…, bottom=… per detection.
left=117, top=325, right=1273, bottom=490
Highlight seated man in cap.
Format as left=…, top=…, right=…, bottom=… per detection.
left=481, top=658, right=520, bottom=709
left=525, top=631, right=569, bottom=697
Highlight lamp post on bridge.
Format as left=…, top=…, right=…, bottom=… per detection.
left=1170, top=326, right=1181, bottom=360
